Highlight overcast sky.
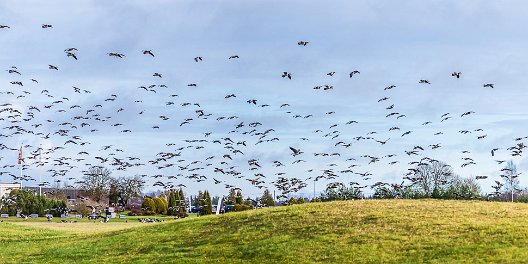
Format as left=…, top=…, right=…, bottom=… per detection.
left=0, top=1, right=527, bottom=198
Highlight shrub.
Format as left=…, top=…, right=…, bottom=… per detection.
left=141, top=197, right=156, bottom=214
left=71, top=202, right=92, bottom=217
left=233, top=204, right=253, bottom=212
left=153, top=197, right=168, bottom=214
left=127, top=207, right=142, bottom=216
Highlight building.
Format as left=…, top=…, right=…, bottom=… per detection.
left=0, top=182, right=21, bottom=197
left=24, top=186, right=84, bottom=201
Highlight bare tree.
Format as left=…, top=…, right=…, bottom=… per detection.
left=79, top=166, right=112, bottom=202
left=500, top=160, right=521, bottom=202
left=117, top=175, right=144, bottom=208
left=406, top=160, right=453, bottom=196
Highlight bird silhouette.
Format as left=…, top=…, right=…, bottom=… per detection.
left=143, top=50, right=155, bottom=57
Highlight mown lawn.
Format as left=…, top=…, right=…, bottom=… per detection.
left=2, top=199, right=528, bottom=263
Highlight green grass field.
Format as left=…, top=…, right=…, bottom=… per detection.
left=2, top=199, right=528, bottom=263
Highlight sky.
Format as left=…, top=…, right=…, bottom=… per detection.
left=0, top=0, right=527, bottom=198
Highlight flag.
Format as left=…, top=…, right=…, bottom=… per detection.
left=17, top=146, right=22, bottom=164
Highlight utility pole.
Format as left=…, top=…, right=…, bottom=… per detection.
left=313, top=178, right=316, bottom=200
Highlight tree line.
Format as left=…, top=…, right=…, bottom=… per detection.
left=0, top=189, right=68, bottom=216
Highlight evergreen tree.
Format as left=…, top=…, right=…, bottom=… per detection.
left=178, top=189, right=187, bottom=216
left=197, top=191, right=204, bottom=206
left=35, top=196, right=44, bottom=215
left=168, top=192, right=176, bottom=215
left=179, top=189, right=185, bottom=201
left=260, top=189, right=275, bottom=207
left=226, top=188, right=237, bottom=205
left=173, top=190, right=181, bottom=215
left=203, top=190, right=213, bottom=215
left=235, top=190, right=243, bottom=205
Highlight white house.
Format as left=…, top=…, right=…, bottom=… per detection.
left=0, top=183, right=21, bottom=197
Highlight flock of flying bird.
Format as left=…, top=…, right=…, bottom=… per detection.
left=0, top=23, right=527, bottom=199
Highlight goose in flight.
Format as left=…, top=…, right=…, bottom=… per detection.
left=297, top=40, right=309, bottom=46
left=289, top=147, right=303, bottom=157
left=483, top=83, right=494, bottom=88
left=401, top=131, right=412, bottom=137
left=349, top=71, right=360, bottom=78
left=66, top=52, right=77, bottom=60
left=451, top=72, right=461, bottom=78
left=461, top=111, right=475, bottom=117
left=6, top=69, right=21, bottom=75
left=491, top=148, right=499, bottom=156
left=143, top=50, right=155, bottom=57
left=108, top=52, right=125, bottom=58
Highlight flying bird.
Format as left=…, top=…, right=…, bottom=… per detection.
left=143, top=50, right=155, bottom=57
left=491, top=148, right=499, bottom=156
left=297, top=40, right=309, bottom=46
left=483, top=83, right=494, bottom=88
left=349, top=71, right=360, bottom=78
left=289, top=147, right=303, bottom=157
left=108, top=52, right=125, bottom=58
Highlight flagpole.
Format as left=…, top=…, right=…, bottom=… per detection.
left=19, top=161, right=22, bottom=189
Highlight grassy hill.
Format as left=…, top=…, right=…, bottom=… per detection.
left=2, top=199, right=528, bottom=263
